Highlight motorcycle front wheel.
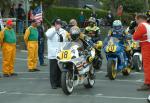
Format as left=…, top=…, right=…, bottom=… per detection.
left=61, top=71, right=74, bottom=95
left=107, top=60, right=117, bottom=80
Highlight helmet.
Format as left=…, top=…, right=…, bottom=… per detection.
left=69, top=19, right=77, bottom=26
left=89, top=17, right=96, bottom=23
left=146, top=10, right=150, bottom=17
left=70, top=26, right=80, bottom=41
left=113, top=20, right=122, bottom=30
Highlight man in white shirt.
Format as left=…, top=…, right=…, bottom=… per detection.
left=45, top=19, right=68, bottom=89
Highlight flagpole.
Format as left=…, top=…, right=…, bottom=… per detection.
left=40, top=0, right=43, bottom=21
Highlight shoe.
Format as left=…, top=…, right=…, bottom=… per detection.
left=52, top=86, right=57, bottom=89
left=28, top=69, right=36, bottom=72
left=105, top=74, right=108, bottom=77
left=10, top=73, right=18, bottom=76
left=56, top=84, right=61, bottom=88
left=40, top=63, right=47, bottom=66
left=137, top=84, right=150, bottom=91
left=34, top=69, right=40, bottom=71
left=3, top=74, right=10, bottom=77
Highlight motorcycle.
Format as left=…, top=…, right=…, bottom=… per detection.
left=57, top=42, right=96, bottom=95
left=131, top=41, right=142, bottom=72
left=104, top=37, right=131, bottom=80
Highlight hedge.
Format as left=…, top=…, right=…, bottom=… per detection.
left=44, top=6, right=135, bottom=26
left=44, top=6, right=108, bottom=25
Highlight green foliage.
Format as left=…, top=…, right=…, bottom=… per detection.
left=101, top=0, right=148, bottom=13
left=44, top=6, right=108, bottom=26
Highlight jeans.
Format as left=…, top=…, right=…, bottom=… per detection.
left=38, top=39, right=44, bottom=65
left=17, top=21, right=23, bottom=35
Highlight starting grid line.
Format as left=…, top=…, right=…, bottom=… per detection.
left=0, top=71, right=144, bottom=75
left=0, top=91, right=146, bottom=100
left=0, top=77, right=144, bottom=83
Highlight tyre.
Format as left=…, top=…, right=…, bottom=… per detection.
left=122, top=67, right=131, bottom=76
left=132, top=55, right=142, bottom=72
left=84, top=78, right=95, bottom=88
left=84, top=66, right=95, bottom=88
left=107, top=60, right=117, bottom=80
left=93, top=58, right=102, bottom=71
left=61, top=72, right=74, bottom=95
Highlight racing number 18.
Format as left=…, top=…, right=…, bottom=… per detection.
left=62, top=51, right=68, bottom=59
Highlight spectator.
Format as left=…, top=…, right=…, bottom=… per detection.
left=0, top=19, right=17, bottom=77
left=37, top=21, right=47, bottom=66
left=45, top=18, right=68, bottom=89
left=28, top=8, right=33, bottom=26
left=24, top=20, right=40, bottom=72
left=9, top=4, right=16, bottom=18
left=133, top=14, right=150, bottom=91
left=78, top=11, right=85, bottom=28
left=106, top=11, right=114, bottom=26
left=16, top=3, right=25, bottom=35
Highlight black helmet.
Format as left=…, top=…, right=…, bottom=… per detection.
left=70, top=26, right=80, bottom=41
left=146, top=10, right=150, bottom=17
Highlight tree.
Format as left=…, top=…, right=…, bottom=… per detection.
left=145, top=0, right=149, bottom=11
left=0, top=0, right=11, bottom=17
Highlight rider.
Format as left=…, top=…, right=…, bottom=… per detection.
left=85, top=17, right=101, bottom=43
left=106, top=20, right=132, bottom=65
left=69, top=26, right=102, bottom=63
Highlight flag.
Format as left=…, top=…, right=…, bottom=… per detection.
left=33, top=6, right=43, bottom=22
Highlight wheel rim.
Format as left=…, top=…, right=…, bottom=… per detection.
left=66, top=72, right=74, bottom=93
left=112, top=62, right=116, bottom=78
left=138, top=60, right=142, bottom=71
left=125, top=67, right=131, bottom=73
left=89, top=79, right=95, bottom=86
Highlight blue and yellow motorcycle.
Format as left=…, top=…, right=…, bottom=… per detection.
left=104, top=37, right=131, bottom=80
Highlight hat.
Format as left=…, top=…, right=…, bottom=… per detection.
left=6, top=19, right=13, bottom=25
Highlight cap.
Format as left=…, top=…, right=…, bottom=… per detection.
left=6, top=19, right=13, bottom=25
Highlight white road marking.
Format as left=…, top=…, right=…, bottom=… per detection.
left=0, top=57, right=27, bottom=61
left=3, top=77, right=143, bottom=83
left=0, top=91, right=6, bottom=94
left=0, top=71, right=143, bottom=75
left=20, top=50, right=27, bottom=53
left=0, top=91, right=146, bottom=100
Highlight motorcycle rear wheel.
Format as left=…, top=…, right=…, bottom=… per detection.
left=122, top=67, right=131, bottom=76
left=84, top=66, right=95, bottom=88
left=132, top=55, right=142, bottom=72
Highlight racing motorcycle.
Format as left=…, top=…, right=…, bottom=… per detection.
left=104, top=37, right=131, bottom=80
left=57, top=42, right=96, bottom=95
left=131, top=41, right=142, bottom=72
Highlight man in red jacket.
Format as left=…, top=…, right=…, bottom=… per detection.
left=133, top=14, right=150, bottom=91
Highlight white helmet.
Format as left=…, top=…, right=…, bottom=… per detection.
left=89, top=17, right=96, bottom=23
left=113, top=20, right=122, bottom=30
